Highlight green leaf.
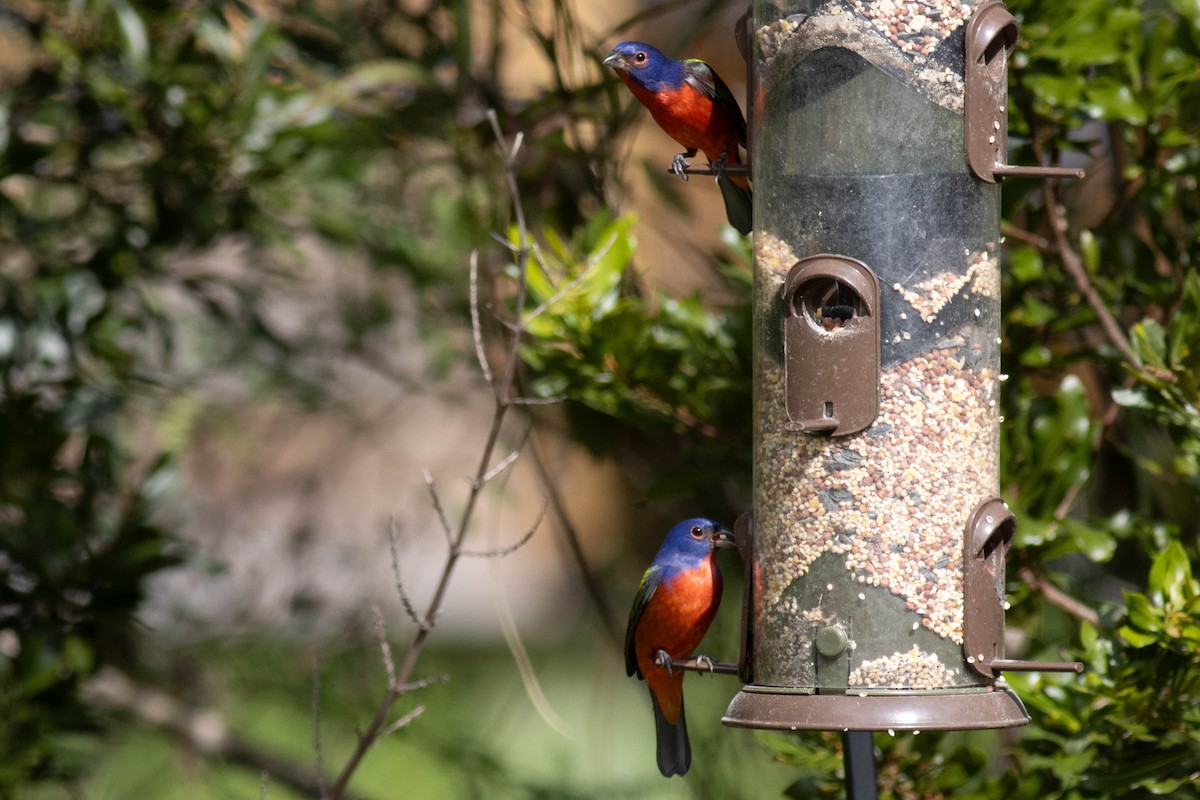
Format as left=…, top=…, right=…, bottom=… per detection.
left=1149, top=541, right=1195, bottom=607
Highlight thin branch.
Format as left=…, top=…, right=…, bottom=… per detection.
left=525, top=429, right=619, bottom=644
left=481, top=448, right=522, bottom=484
left=395, top=674, right=450, bottom=694
left=1018, top=566, right=1102, bottom=628
left=421, top=470, right=454, bottom=546
left=469, top=251, right=494, bottom=387
left=380, top=705, right=425, bottom=738
left=505, top=394, right=568, bottom=406
left=459, top=498, right=547, bottom=558
left=490, top=230, right=518, bottom=252
left=1000, top=222, right=1052, bottom=251
left=261, top=771, right=270, bottom=800
left=372, top=605, right=396, bottom=687
left=1032, top=137, right=1142, bottom=370
left=326, top=109, right=542, bottom=799
left=387, top=519, right=429, bottom=629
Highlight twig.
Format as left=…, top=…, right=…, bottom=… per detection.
left=525, top=429, right=620, bottom=644
left=481, top=448, right=522, bottom=484
left=1018, top=566, right=1101, bottom=628
left=261, top=771, right=270, bottom=800
left=380, top=705, right=425, bottom=738
left=372, top=605, right=396, bottom=687
left=395, top=674, right=449, bottom=694
left=999, top=222, right=1052, bottom=251
left=1032, top=139, right=1142, bottom=370
left=469, top=251, right=494, bottom=388
left=325, top=108, right=547, bottom=799
left=422, top=470, right=454, bottom=546
left=505, top=394, right=568, bottom=406
left=387, top=519, right=429, bottom=629
left=459, top=498, right=547, bottom=558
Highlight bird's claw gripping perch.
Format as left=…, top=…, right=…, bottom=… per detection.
left=694, top=654, right=716, bottom=674
left=654, top=649, right=675, bottom=676
left=711, top=151, right=729, bottom=179
left=672, top=153, right=691, bottom=182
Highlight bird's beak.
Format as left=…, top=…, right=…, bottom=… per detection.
left=603, top=51, right=626, bottom=70
left=711, top=527, right=736, bottom=549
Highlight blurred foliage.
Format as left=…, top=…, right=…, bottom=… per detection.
left=515, top=214, right=752, bottom=499
left=0, top=0, right=626, bottom=790
left=2, top=0, right=1200, bottom=795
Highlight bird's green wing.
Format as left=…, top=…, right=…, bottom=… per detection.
left=625, top=564, right=664, bottom=678
left=682, top=58, right=748, bottom=149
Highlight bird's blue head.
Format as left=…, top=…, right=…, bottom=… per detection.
left=603, top=41, right=685, bottom=92
left=655, top=517, right=736, bottom=568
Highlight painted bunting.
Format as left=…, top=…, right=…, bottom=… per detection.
left=625, top=517, right=735, bottom=777
left=603, top=41, right=753, bottom=235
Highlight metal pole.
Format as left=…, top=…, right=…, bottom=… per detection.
left=842, top=731, right=878, bottom=800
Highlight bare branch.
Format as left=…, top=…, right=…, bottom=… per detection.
left=396, top=674, right=450, bottom=694
left=1032, top=140, right=1142, bottom=371
left=260, top=771, right=270, bottom=800
left=505, top=394, right=567, bottom=406
left=482, top=448, right=522, bottom=484
left=469, top=252, right=494, bottom=387
left=489, top=231, right=518, bottom=252
left=459, top=498, right=547, bottom=558
left=380, top=705, right=426, bottom=739
left=328, top=109, right=540, bottom=798
left=387, top=519, right=430, bottom=629
left=372, top=605, right=396, bottom=687
left=1018, top=567, right=1101, bottom=628
left=525, top=430, right=619, bottom=643
left=420, top=471, right=453, bottom=546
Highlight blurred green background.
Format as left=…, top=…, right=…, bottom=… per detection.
left=1, top=0, right=1199, bottom=797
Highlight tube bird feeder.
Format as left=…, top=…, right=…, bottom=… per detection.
left=723, top=0, right=1081, bottom=733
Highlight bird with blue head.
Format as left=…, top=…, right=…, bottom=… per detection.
left=625, top=517, right=736, bottom=777
left=603, top=41, right=753, bottom=235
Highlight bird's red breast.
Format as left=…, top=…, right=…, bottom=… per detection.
left=619, top=73, right=744, bottom=171
left=632, top=558, right=723, bottom=723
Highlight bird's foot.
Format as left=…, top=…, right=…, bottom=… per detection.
left=654, top=649, right=675, bottom=676
left=672, top=153, right=691, bottom=182
left=710, top=151, right=729, bottom=179
left=694, top=654, right=717, bottom=675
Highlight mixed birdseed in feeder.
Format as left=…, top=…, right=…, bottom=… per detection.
left=753, top=233, right=999, bottom=645
left=754, top=1, right=970, bottom=113
left=848, top=644, right=961, bottom=689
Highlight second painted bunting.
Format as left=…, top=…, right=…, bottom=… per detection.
left=625, top=517, right=735, bottom=777
left=603, top=41, right=753, bottom=235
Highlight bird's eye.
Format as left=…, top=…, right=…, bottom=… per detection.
left=635, top=51, right=647, bottom=64
left=690, top=525, right=704, bottom=539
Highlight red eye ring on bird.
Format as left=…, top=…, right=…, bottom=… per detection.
left=690, top=525, right=704, bottom=539
left=635, top=51, right=647, bottom=64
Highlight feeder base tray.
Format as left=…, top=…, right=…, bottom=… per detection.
left=722, top=685, right=1029, bottom=731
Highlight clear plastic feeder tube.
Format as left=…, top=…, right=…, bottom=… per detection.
left=737, top=0, right=1013, bottom=720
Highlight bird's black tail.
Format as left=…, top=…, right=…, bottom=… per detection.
left=717, top=174, right=753, bottom=235
left=650, top=690, right=691, bottom=777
